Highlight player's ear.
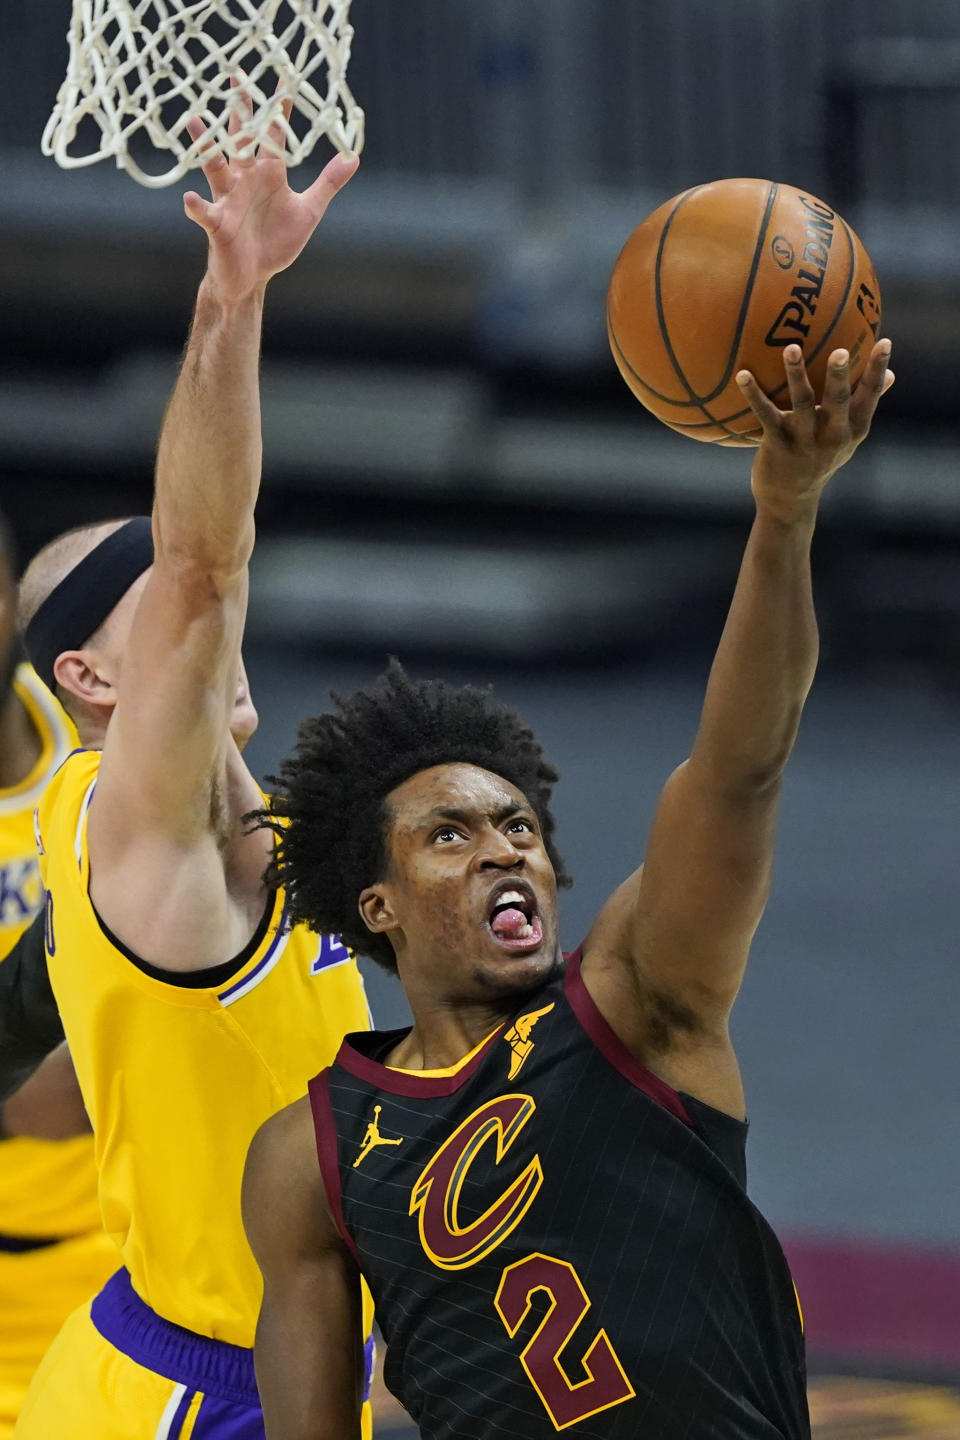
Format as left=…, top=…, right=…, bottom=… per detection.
left=53, top=649, right=118, bottom=711
left=358, top=885, right=398, bottom=935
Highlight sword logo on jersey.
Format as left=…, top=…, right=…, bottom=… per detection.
left=503, top=1002, right=554, bottom=1079
left=409, top=1094, right=543, bottom=1270
left=353, top=1105, right=404, bottom=1168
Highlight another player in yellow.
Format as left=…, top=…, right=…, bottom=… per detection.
left=0, top=521, right=117, bottom=1439
left=10, top=97, right=372, bottom=1439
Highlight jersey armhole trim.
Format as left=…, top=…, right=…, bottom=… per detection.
left=308, top=1068, right=361, bottom=1267
left=89, top=889, right=276, bottom=990
left=564, top=946, right=692, bottom=1126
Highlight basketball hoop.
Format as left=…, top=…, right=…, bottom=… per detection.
left=42, top=1, right=365, bottom=189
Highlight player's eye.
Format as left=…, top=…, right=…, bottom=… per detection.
left=431, top=827, right=460, bottom=844
left=506, top=818, right=534, bottom=835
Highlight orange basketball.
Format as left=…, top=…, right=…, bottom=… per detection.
left=606, top=178, right=882, bottom=445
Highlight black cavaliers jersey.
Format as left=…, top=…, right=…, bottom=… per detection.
left=311, top=950, right=809, bottom=1439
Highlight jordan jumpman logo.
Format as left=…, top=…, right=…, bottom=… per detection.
left=354, top=1104, right=404, bottom=1168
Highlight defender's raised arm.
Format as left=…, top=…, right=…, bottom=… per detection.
left=78, top=91, right=356, bottom=970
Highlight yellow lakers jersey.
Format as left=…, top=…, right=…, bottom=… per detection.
left=37, top=748, right=371, bottom=1345
left=0, top=665, right=101, bottom=1242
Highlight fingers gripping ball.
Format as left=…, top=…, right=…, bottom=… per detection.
left=606, top=178, right=882, bottom=445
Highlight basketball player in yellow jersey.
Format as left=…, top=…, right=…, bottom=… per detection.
left=12, top=93, right=372, bottom=1439
left=0, top=520, right=117, bottom=1439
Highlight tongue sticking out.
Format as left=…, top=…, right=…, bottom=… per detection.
left=490, top=907, right=528, bottom=938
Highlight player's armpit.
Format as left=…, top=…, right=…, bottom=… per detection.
left=580, top=877, right=747, bottom=1121
left=244, top=1097, right=366, bottom=1440
left=579, top=762, right=774, bottom=1120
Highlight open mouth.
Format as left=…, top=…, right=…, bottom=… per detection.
left=486, top=883, right=543, bottom=953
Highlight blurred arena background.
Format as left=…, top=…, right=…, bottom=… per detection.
left=1, top=2, right=958, bottom=1433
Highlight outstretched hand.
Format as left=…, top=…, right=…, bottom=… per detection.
left=737, top=340, right=894, bottom=524
left=182, top=78, right=358, bottom=305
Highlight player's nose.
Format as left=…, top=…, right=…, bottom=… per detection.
left=475, top=825, right=523, bottom=870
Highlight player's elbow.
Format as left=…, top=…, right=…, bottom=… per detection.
left=683, top=751, right=788, bottom=806
left=153, top=520, right=255, bottom=593
left=729, top=759, right=788, bottom=800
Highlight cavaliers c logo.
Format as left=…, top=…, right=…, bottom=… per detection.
left=409, top=1094, right=542, bottom=1271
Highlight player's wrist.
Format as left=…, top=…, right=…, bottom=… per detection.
left=195, top=273, right=268, bottom=321
left=750, top=490, right=821, bottom=536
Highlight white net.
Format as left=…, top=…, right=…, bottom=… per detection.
left=42, top=0, right=365, bottom=188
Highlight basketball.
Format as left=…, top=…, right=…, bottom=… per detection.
left=606, top=178, right=882, bottom=445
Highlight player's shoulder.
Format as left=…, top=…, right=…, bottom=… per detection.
left=251, top=1089, right=316, bottom=1162
left=36, top=745, right=100, bottom=827
left=243, top=1092, right=340, bottom=1251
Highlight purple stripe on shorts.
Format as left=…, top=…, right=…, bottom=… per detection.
left=190, top=1392, right=264, bottom=1440
left=169, top=1386, right=198, bottom=1437
left=363, top=1334, right=375, bottom=1402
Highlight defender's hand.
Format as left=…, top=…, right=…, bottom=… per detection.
left=737, top=340, right=894, bottom=525
left=182, top=77, right=358, bottom=304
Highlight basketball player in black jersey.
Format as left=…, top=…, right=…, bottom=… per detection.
left=243, top=340, right=894, bottom=1440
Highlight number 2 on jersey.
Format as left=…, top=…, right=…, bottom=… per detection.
left=495, top=1253, right=635, bottom=1430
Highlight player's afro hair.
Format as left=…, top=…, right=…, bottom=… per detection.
left=257, top=660, right=571, bottom=973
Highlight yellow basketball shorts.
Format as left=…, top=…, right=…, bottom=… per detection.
left=0, top=1230, right=118, bottom=1440
left=15, top=1268, right=374, bottom=1439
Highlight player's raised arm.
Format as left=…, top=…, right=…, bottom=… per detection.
left=583, top=340, right=893, bottom=1118
left=99, top=88, right=356, bottom=830
left=243, top=1098, right=366, bottom=1440
left=79, top=87, right=356, bottom=959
